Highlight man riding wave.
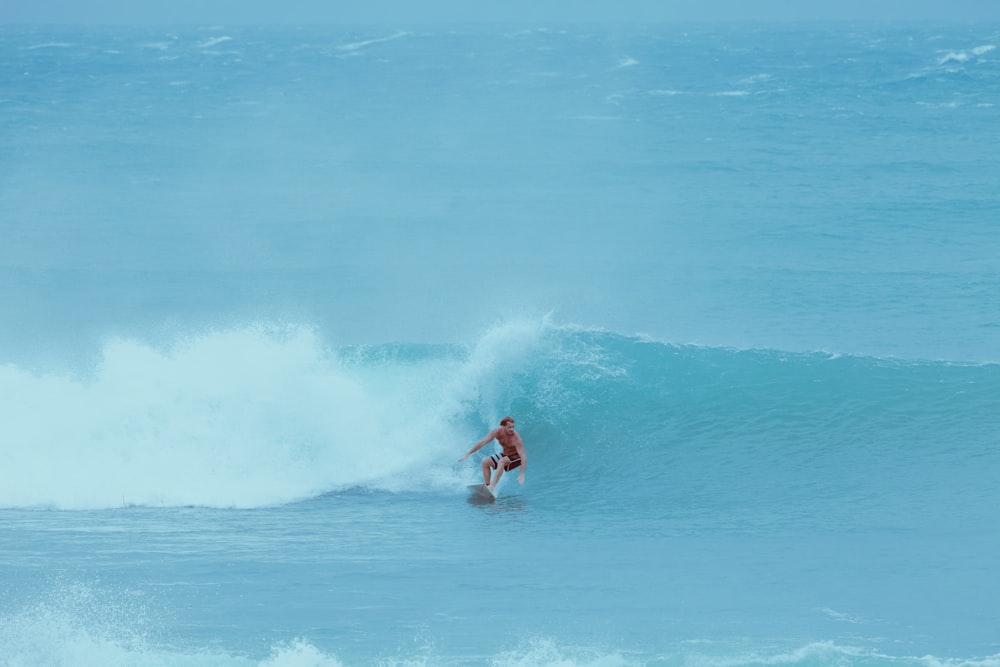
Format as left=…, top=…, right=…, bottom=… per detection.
left=459, top=416, right=526, bottom=491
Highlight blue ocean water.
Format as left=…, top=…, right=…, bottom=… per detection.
left=1, top=22, right=999, bottom=666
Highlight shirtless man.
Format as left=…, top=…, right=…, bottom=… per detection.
left=459, top=416, right=526, bottom=490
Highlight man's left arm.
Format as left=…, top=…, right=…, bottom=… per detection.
left=515, top=435, right=527, bottom=484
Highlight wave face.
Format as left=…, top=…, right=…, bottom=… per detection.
left=2, top=320, right=997, bottom=522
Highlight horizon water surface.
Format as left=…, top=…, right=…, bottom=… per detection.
left=1, top=21, right=998, bottom=667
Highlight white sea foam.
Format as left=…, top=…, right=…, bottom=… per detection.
left=198, top=36, right=233, bottom=49
left=492, top=638, right=637, bottom=666
left=4, top=584, right=999, bottom=667
left=937, top=44, right=996, bottom=65
left=24, top=42, right=73, bottom=50
left=337, top=31, right=410, bottom=54
left=0, top=325, right=433, bottom=508
left=0, top=583, right=641, bottom=666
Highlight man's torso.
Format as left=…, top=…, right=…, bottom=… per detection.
left=496, top=431, right=522, bottom=459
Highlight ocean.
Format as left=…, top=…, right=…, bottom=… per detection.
left=1, top=21, right=998, bottom=667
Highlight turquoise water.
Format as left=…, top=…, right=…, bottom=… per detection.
left=1, top=24, right=998, bottom=666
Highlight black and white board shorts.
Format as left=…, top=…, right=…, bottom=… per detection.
left=489, top=453, right=522, bottom=471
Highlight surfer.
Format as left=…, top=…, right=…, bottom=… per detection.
left=459, top=416, right=527, bottom=490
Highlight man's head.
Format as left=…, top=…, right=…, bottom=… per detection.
left=500, top=416, right=515, bottom=432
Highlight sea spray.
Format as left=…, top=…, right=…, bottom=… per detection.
left=0, top=324, right=470, bottom=508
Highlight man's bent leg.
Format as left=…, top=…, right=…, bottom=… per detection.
left=489, top=456, right=510, bottom=490
left=481, top=457, right=495, bottom=486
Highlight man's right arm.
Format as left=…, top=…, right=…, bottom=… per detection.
left=459, top=428, right=498, bottom=461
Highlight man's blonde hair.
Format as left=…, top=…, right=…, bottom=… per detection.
left=500, top=416, right=515, bottom=426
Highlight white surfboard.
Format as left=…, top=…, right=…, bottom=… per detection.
left=467, top=483, right=496, bottom=501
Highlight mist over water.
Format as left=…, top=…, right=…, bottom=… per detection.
left=3, top=24, right=999, bottom=362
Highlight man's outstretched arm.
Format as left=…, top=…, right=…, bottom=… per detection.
left=458, top=428, right=499, bottom=461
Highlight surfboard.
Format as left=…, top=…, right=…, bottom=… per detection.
left=467, top=483, right=496, bottom=501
